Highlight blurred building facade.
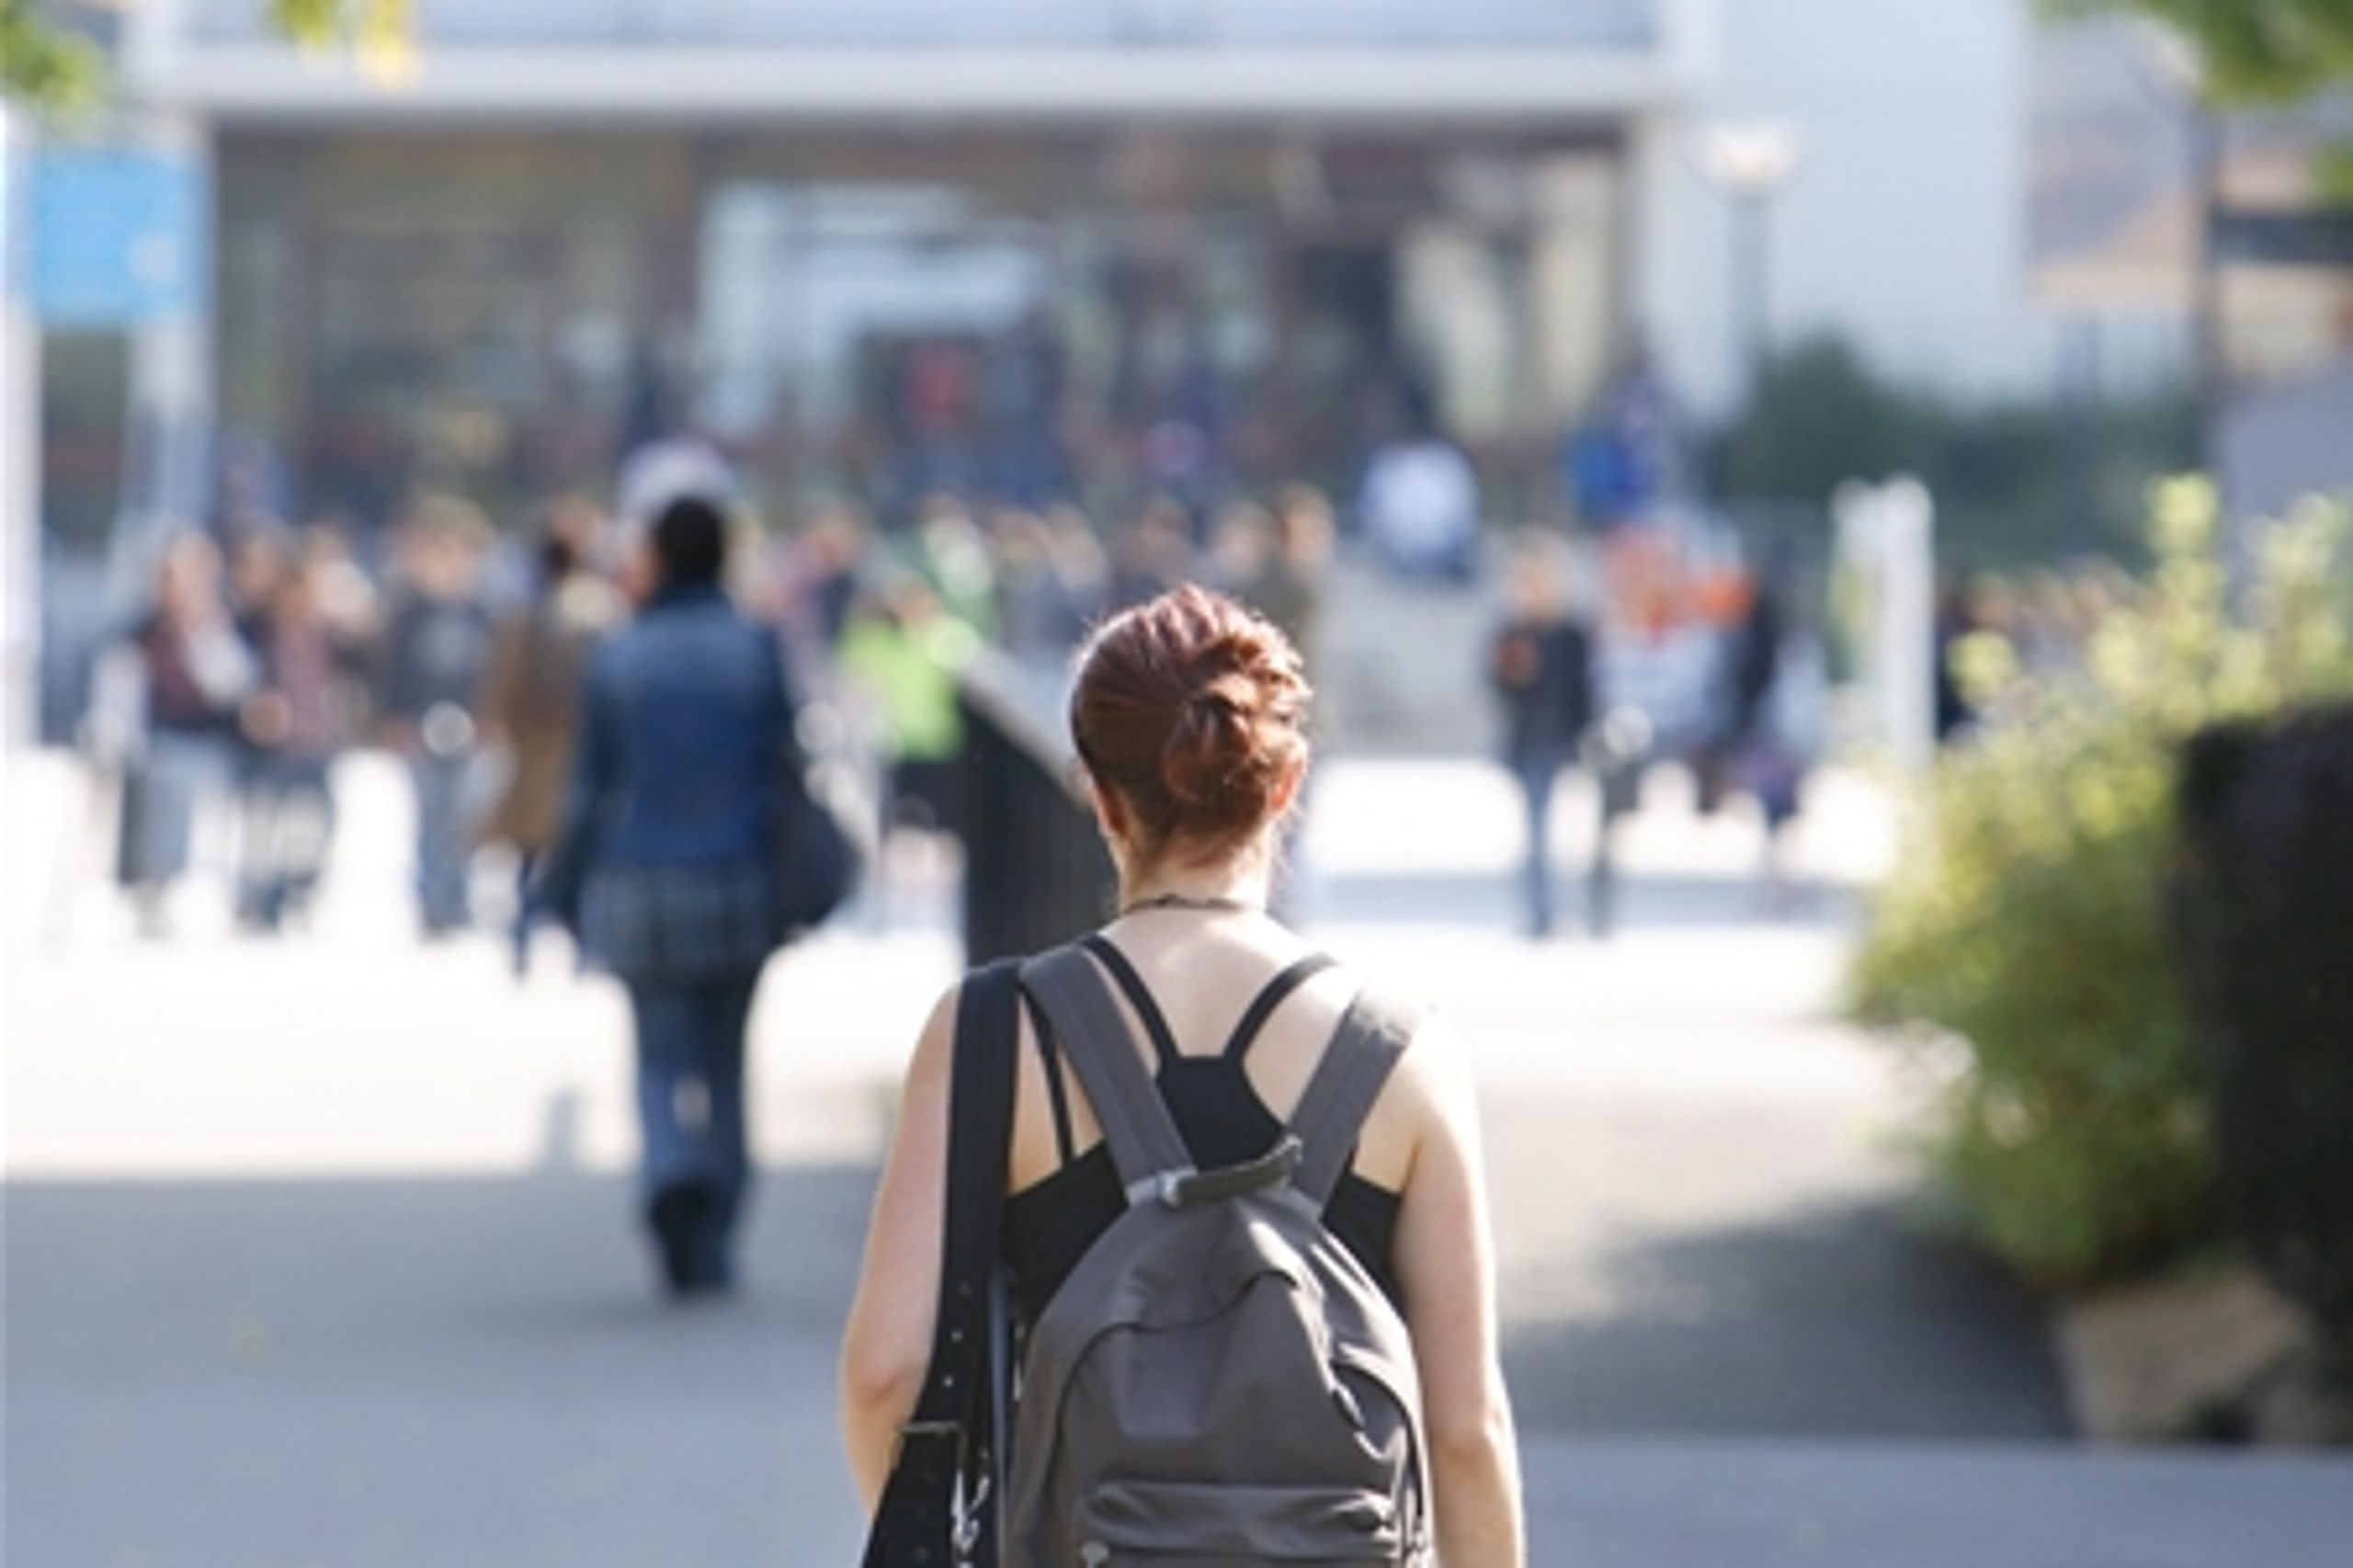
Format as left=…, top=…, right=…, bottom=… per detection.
left=2030, top=15, right=2353, bottom=520
left=61, top=0, right=2131, bottom=536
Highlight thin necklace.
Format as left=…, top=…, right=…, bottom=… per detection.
left=1118, top=891, right=1262, bottom=918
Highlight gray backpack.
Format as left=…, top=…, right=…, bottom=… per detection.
left=1009, top=943, right=1433, bottom=1566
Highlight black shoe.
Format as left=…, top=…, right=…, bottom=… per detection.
left=648, top=1183, right=715, bottom=1299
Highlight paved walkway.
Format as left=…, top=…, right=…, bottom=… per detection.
left=7, top=751, right=2348, bottom=1565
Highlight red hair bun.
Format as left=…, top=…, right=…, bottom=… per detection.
left=1070, top=585, right=1309, bottom=861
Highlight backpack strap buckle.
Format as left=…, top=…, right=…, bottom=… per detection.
left=1125, top=1167, right=1198, bottom=1210
left=891, top=1417, right=966, bottom=1468
left=1156, top=1134, right=1306, bottom=1210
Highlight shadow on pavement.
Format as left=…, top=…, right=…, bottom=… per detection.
left=5, top=1167, right=881, bottom=1568
left=8, top=1153, right=2073, bottom=1564
left=1504, top=1197, right=2073, bottom=1441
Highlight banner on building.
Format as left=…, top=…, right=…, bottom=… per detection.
left=32, top=147, right=207, bottom=327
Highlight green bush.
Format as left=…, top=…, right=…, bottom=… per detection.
left=1850, top=481, right=2353, bottom=1289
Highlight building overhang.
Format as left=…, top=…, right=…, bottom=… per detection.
left=127, top=45, right=1691, bottom=127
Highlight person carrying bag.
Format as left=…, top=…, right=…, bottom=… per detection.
left=540, top=496, right=857, bottom=1299
left=845, top=586, right=1525, bottom=1566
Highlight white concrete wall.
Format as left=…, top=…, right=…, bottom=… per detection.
left=1645, top=0, right=2062, bottom=416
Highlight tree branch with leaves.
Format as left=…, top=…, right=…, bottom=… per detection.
left=4, top=0, right=417, bottom=113
left=3, top=2, right=104, bottom=113
left=2048, top=0, right=2353, bottom=104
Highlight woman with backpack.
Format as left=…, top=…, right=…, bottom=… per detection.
left=843, top=585, right=1524, bottom=1565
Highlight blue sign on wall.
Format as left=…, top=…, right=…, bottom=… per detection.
left=32, top=147, right=207, bottom=328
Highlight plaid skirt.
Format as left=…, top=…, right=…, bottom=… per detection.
left=580, top=858, right=777, bottom=985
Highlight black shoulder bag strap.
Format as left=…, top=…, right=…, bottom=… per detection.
left=862, top=960, right=1021, bottom=1568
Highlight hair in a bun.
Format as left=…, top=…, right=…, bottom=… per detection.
left=1071, top=585, right=1309, bottom=862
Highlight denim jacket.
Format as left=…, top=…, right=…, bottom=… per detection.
left=575, top=582, right=790, bottom=869
left=540, top=584, right=794, bottom=977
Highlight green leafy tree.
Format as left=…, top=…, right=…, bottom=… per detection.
left=1708, top=336, right=2198, bottom=569
left=2, top=3, right=104, bottom=113
left=2051, top=0, right=2353, bottom=104
left=268, top=0, right=414, bottom=63
left=4, top=0, right=415, bottom=112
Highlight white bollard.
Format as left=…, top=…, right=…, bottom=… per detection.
left=1878, top=476, right=1938, bottom=776
left=1834, top=476, right=1938, bottom=776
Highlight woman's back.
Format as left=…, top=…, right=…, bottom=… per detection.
left=1006, top=914, right=1420, bottom=1196
left=1001, top=913, right=1420, bottom=1327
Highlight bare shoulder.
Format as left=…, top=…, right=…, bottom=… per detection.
left=1381, top=1004, right=1474, bottom=1127
left=901, top=980, right=962, bottom=1097
left=1346, top=990, right=1472, bottom=1191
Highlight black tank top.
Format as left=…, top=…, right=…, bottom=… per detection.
left=1001, top=937, right=1405, bottom=1331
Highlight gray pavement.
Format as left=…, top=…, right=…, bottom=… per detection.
left=6, top=1169, right=874, bottom=1566
left=7, top=751, right=2350, bottom=1565
left=1520, top=1436, right=2353, bottom=1567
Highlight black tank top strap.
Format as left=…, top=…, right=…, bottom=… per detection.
left=1222, top=952, right=1340, bottom=1062
left=1026, top=990, right=1079, bottom=1167
left=1076, top=933, right=1182, bottom=1071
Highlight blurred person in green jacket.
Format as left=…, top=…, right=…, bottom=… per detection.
left=840, top=572, right=982, bottom=855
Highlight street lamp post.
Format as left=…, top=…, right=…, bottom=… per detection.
left=1696, top=121, right=1803, bottom=498
left=1697, top=121, right=1803, bottom=403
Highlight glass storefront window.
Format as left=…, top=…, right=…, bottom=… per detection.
left=216, top=129, right=1627, bottom=531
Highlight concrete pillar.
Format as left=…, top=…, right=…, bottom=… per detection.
left=108, top=114, right=213, bottom=601
left=2, top=105, right=39, bottom=749
left=1529, top=154, right=1621, bottom=430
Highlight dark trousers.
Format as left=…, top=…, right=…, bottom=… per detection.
left=238, top=755, right=336, bottom=929
left=408, top=751, right=473, bottom=934
left=510, top=853, right=541, bottom=976
left=626, top=969, right=761, bottom=1281
left=1514, top=756, right=1563, bottom=937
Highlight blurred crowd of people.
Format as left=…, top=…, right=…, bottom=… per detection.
left=88, top=478, right=1343, bottom=946
left=87, top=467, right=1824, bottom=1293
left=1486, top=530, right=1823, bottom=937
left=86, top=478, right=1350, bottom=1293
left=87, top=334, right=1829, bottom=958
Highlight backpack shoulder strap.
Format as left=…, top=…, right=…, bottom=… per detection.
left=1019, top=943, right=1196, bottom=1203
left=1290, top=985, right=1426, bottom=1208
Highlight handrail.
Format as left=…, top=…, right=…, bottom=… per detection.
left=957, top=651, right=1117, bottom=965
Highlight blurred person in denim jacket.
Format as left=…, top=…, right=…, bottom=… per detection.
left=551, top=495, right=794, bottom=1298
